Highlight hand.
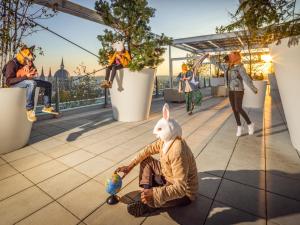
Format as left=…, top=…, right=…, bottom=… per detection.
left=115, top=165, right=133, bottom=178
left=141, top=188, right=153, bottom=204
left=116, top=54, right=121, bottom=59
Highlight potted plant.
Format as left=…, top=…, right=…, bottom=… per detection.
left=95, top=0, right=172, bottom=122
left=219, top=0, right=300, bottom=150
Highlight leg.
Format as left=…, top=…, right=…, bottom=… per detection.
left=139, top=157, right=163, bottom=189
left=229, top=91, right=241, bottom=126
left=185, top=92, right=191, bottom=112
left=34, top=79, right=52, bottom=107
left=235, top=91, right=251, bottom=125
left=12, top=79, right=37, bottom=110
left=105, top=65, right=112, bottom=81
left=109, top=64, right=123, bottom=83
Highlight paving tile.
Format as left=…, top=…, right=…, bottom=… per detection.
left=0, top=157, right=6, bottom=166
left=31, top=138, right=65, bottom=151
left=38, top=169, right=89, bottom=199
left=215, top=179, right=266, bottom=218
left=101, top=146, right=136, bottom=163
left=198, top=172, right=222, bottom=199
left=84, top=201, right=146, bottom=225
left=224, top=169, right=266, bottom=190
left=143, top=215, right=177, bottom=225
left=58, top=179, right=107, bottom=219
left=267, top=192, right=300, bottom=225
left=205, top=201, right=266, bottom=225
left=1, top=146, right=38, bottom=162
left=10, top=153, right=52, bottom=172
left=196, top=153, right=228, bottom=177
left=160, top=194, right=212, bottom=225
left=22, top=160, right=68, bottom=183
left=57, top=150, right=95, bottom=167
left=74, top=155, right=114, bottom=178
left=38, top=144, right=79, bottom=158
left=28, top=134, right=49, bottom=145
left=0, top=187, right=52, bottom=225
left=0, top=174, right=33, bottom=201
left=16, top=202, right=79, bottom=225
left=0, top=163, right=18, bottom=180
left=266, top=172, right=300, bottom=201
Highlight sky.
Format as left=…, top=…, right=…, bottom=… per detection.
left=24, top=0, right=249, bottom=76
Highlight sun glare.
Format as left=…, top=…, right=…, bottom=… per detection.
left=261, top=54, right=272, bottom=63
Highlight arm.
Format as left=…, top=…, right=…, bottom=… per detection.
left=186, top=71, right=193, bottom=81
left=176, top=73, right=183, bottom=81
left=210, top=56, right=228, bottom=72
left=152, top=146, right=189, bottom=207
left=108, top=52, right=117, bottom=65
left=237, top=65, right=258, bottom=93
left=5, top=61, right=27, bottom=86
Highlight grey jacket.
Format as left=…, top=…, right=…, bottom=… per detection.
left=176, top=71, right=198, bottom=92
left=210, top=58, right=257, bottom=93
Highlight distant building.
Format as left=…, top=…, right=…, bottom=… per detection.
left=39, top=67, right=45, bottom=81
left=53, top=58, right=71, bottom=90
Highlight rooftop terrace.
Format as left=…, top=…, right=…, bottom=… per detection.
left=0, top=88, right=299, bottom=225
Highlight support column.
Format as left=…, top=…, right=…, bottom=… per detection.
left=168, top=45, right=173, bottom=88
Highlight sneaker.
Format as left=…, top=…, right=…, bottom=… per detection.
left=248, top=123, right=255, bottom=135
left=100, top=80, right=109, bottom=88
left=127, top=201, right=155, bottom=217
left=26, top=110, right=37, bottom=122
left=42, top=106, right=59, bottom=115
left=236, top=126, right=243, bottom=137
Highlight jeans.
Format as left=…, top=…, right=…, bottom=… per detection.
left=12, top=79, right=52, bottom=110
left=228, top=91, right=251, bottom=126
left=105, top=64, right=123, bottom=82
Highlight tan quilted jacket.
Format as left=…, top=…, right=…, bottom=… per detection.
left=131, top=137, right=198, bottom=207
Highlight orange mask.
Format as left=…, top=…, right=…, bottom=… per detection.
left=182, top=64, right=188, bottom=73
left=229, top=52, right=242, bottom=65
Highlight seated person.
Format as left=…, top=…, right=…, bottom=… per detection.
left=100, top=41, right=131, bottom=89
left=115, top=104, right=198, bottom=217
left=3, top=45, right=58, bottom=122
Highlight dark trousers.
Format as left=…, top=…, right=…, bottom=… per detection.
left=105, top=64, right=123, bottom=82
left=229, top=91, right=251, bottom=126
left=184, top=92, right=193, bottom=112
left=139, top=157, right=191, bottom=208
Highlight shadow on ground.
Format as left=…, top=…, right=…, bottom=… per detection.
left=120, top=170, right=300, bottom=225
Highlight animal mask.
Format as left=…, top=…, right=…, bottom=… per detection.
left=16, top=46, right=35, bottom=65
left=153, top=103, right=182, bottom=142
left=112, top=41, right=125, bottom=52
left=229, top=52, right=241, bottom=65
left=182, top=64, right=188, bottom=73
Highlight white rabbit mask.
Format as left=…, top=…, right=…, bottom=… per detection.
left=153, top=103, right=182, bottom=143
left=112, top=41, right=125, bottom=52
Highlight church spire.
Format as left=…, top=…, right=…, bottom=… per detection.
left=48, top=67, right=52, bottom=77
left=60, top=58, right=64, bottom=69
left=40, top=66, right=45, bottom=81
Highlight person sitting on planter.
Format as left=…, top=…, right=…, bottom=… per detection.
left=176, top=63, right=197, bottom=115
left=115, top=103, right=198, bottom=217
left=209, top=52, right=258, bottom=136
left=3, top=45, right=58, bottom=122
left=100, top=41, right=131, bottom=89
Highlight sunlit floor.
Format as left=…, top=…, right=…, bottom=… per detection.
left=0, top=89, right=299, bottom=225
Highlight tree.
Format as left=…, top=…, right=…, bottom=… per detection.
left=95, top=0, right=172, bottom=71
left=0, top=0, right=55, bottom=86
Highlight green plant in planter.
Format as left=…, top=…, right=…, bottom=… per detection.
left=95, top=0, right=172, bottom=71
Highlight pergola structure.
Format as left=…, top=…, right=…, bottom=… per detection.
left=33, top=0, right=272, bottom=88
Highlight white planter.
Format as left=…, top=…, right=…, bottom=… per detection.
left=0, top=88, right=38, bottom=154
left=210, top=77, right=225, bottom=87
left=269, top=38, right=300, bottom=151
left=110, top=68, right=156, bottom=122
left=243, top=80, right=267, bottom=109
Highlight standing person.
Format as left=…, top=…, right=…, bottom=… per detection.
left=100, top=41, right=131, bottom=89
left=176, top=64, right=196, bottom=115
left=210, top=52, right=258, bottom=136
left=3, top=45, right=58, bottom=122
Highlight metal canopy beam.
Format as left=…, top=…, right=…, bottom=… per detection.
left=33, top=0, right=105, bottom=25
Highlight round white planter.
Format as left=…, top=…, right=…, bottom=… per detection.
left=269, top=38, right=300, bottom=151
left=243, top=80, right=267, bottom=109
left=0, top=88, right=33, bottom=154
left=110, top=68, right=156, bottom=122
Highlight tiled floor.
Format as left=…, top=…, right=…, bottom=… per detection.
left=0, top=90, right=299, bottom=225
